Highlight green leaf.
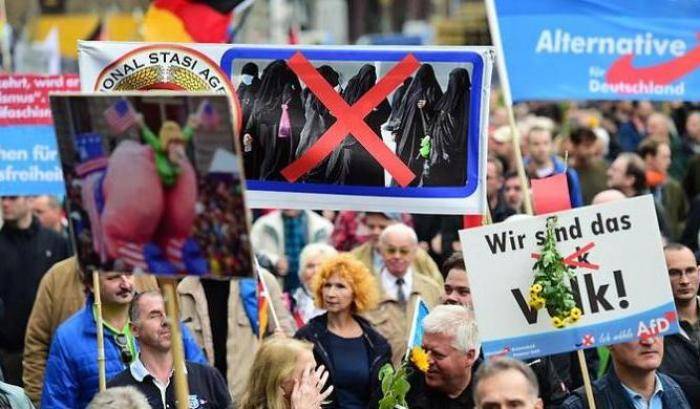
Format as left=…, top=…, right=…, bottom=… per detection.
left=395, top=377, right=411, bottom=397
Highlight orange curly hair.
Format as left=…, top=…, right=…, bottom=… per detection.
left=311, top=253, right=379, bottom=313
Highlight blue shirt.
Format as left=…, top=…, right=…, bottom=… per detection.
left=328, top=332, right=370, bottom=409
left=621, top=375, right=664, bottom=409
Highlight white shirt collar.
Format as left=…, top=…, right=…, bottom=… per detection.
left=381, top=267, right=413, bottom=301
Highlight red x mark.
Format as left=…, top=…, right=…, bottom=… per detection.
left=581, top=334, right=595, bottom=347
left=531, top=242, right=599, bottom=270
left=280, top=52, right=420, bottom=186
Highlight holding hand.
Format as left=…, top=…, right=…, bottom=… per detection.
left=417, top=99, right=426, bottom=109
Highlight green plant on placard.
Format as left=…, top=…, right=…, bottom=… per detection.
left=419, top=135, right=431, bottom=159
left=529, top=216, right=582, bottom=329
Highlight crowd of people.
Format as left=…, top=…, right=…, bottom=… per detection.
left=0, top=92, right=699, bottom=409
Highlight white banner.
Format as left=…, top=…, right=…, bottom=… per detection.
left=459, top=195, right=679, bottom=359
left=78, top=41, right=493, bottom=214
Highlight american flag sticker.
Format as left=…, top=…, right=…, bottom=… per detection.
left=103, top=98, right=137, bottom=134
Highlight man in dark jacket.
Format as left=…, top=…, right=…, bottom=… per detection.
left=294, top=313, right=391, bottom=409
left=560, top=336, right=690, bottom=409
left=406, top=305, right=479, bottom=409
left=0, top=195, right=70, bottom=385
left=108, top=291, right=232, bottom=409
left=659, top=243, right=700, bottom=407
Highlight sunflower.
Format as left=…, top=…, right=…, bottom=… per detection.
left=410, top=347, right=430, bottom=373
left=551, top=316, right=565, bottom=329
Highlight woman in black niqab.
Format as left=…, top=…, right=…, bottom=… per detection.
left=421, top=67, right=470, bottom=186
left=325, top=64, right=390, bottom=186
left=244, top=59, right=304, bottom=181
left=296, top=65, right=340, bottom=183
left=386, top=64, right=443, bottom=186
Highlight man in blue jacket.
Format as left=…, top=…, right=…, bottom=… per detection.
left=41, top=271, right=206, bottom=409
left=524, top=126, right=584, bottom=208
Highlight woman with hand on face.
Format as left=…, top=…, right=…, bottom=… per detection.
left=239, top=338, right=333, bottom=409
left=295, top=254, right=391, bottom=409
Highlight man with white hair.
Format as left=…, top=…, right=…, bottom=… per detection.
left=406, top=305, right=480, bottom=409
left=363, top=223, right=442, bottom=365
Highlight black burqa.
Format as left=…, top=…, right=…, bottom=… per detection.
left=421, top=68, right=470, bottom=186
left=386, top=77, right=412, bottom=128
left=388, top=64, right=443, bottom=186
left=296, top=65, right=340, bottom=183
left=237, top=62, right=261, bottom=179
left=325, top=64, right=390, bottom=186
left=244, top=59, right=304, bottom=181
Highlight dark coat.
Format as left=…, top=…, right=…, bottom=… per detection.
left=559, top=369, right=691, bottom=409
left=659, top=307, right=700, bottom=407
left=294, top=313, right=392, bottom=409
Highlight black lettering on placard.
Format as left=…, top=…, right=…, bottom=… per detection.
left=591, top=213, right=633, bottom=236
left=512, top=270, right=629, bottom=324
left=485, top=231, right=526, bottom=254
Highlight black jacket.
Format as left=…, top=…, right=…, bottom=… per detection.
left=405, top=365, right=474, bottom=409
left=108, top=361, right=233, bottom=409
left=294, top=313, right=392, bottom=409
left=659, top=313, right=700, bottom=407
left=0, top=217, right=70, bottom=350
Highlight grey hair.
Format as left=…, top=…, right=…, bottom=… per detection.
left=129, top=290, right=162, bottom=324
left=298, top=243, right=338, bottom=272
left=422, top=305, right=480, bottom=356
left=87, top=386, right=151, bottom=409
left=473, top=357, right=540, bottom=404
left=379, top=223, right=418, bottom=246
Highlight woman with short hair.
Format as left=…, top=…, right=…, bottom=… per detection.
left=295, top=254, right=391, bottom=409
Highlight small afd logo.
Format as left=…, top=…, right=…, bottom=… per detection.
left=94, top=45, right=234, bottom=95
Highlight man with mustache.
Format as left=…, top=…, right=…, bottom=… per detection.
left=41, top=272, right=206, bottom=409
left=560, top=335, right=690, bottom=408
left=659, top=243, right=700, bottom=407
left=108, top=291, right=231, bottom=408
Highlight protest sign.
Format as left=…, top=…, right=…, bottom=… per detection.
left=0, top=74, right=80, bottom=195
left=459, top=195, right=679, bottom=360
left=486, top=0, right=700, bottom=101
left=78, top=41, right=493, bottom=214
left=50, top=93, right=253, bottom=278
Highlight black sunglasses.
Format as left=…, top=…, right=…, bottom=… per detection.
left=114, top=334, right=133, bottom=364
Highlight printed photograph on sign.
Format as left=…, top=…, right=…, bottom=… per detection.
left=50, top=93, right=253, bottom=278
left=78, top=43, right=493, bottom=214
left=232, top=57, right=473, bottom=188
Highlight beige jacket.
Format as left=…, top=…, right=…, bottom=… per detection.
left=177, top=269, right=295, bottom=403
left=362, top=273, right=442, bottom=366
left=351, top=241, right=444, bottom=286
left=22, top=257, right=158, bottom=406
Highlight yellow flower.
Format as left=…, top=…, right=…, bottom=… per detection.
left=552, top=316, right=565, bottom=328
left=569, top=307, right=582, bottom=320
left=410, top=347, right=430, bottom=373
left=531, top=283, right=543, bottom=293
left=529, top=297, right=545, bottom=310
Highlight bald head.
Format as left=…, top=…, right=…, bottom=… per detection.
left=379, top=223, right=418, bottom=277
left=592, top=189, right=626, bottom=205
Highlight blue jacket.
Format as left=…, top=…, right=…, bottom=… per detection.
left=560, top=369, right=690, bottom=409
left=525, top=155, right=584, bottom=208
left=41, top=298, right=206, bottom=409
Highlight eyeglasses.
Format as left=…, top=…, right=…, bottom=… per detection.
left=383, top=246, right=412, bottom=256
left=668, top=267, right=698, bottom=279
left=114, top=334, right=133, bottom=364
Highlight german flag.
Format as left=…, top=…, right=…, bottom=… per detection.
left=143, top=0, right=243, bottom=43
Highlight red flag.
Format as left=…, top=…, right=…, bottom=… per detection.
left=144, top=0, right=233, bottom=43
left=531, top=172, right=572, bottom=215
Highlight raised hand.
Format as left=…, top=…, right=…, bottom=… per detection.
left=291, top=364, right=333, bottom=409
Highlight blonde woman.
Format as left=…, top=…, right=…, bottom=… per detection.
left=295, top=254, right=391, bottom=409
left=240, top=338, right=333, bottom=409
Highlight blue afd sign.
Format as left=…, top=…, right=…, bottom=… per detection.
left=489, top=0, right=700, bottom=101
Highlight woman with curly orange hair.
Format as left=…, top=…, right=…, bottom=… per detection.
left=294, top=254, right=392, bottom=409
